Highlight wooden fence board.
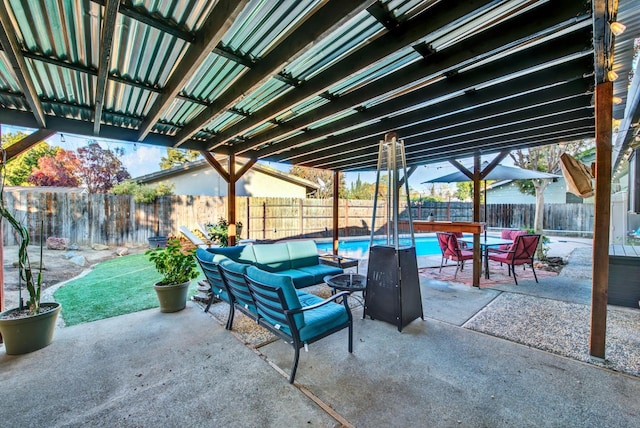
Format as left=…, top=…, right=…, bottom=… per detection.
left=1, top=191, right=595, bottom=246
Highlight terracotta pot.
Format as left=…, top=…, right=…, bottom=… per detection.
left=0, top=302, right=61, bottom=355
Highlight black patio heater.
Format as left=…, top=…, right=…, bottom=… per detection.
left=364, top=133, right=423, bottom=332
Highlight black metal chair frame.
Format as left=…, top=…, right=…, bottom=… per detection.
left=217, top=262, right=260, bottom=330
left=436, top=232, right=474, bottom=279
left=195, top=253, right=230, bottom=314
left=244, top=274, right=353, bottom=383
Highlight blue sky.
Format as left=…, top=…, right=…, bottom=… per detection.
left=1, top=125, right=489, bottom=191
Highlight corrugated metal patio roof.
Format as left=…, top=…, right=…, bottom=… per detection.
left=0, top=0, right=638, bottom=171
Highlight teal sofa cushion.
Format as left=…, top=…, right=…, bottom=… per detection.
left=245, top=266, right=303, bottom=328
left=276, top=269, right=316, bottom=288
left=218, top=259, right=256, bottom=314
left=206, top=245, right=256, bottom=264
left=287, top=241, right=320, bottom=268
left=297, top=294, right=349, bottom=343
left=297, top=264, right=343, bottom=284
left=252, top=243, right=291, bottom=272
left=195, top=248, right=230, bottom=303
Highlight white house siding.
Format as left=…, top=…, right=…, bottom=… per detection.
left=141, top=164, right=310, bottom=198
left=486, top=180, right=571, bottom=204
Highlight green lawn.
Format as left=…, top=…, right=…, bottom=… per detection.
left=54, top=253, right=203, bottom=326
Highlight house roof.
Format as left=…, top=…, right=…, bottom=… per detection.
left=0, top=1, right=637, bottom=171
left=134, top=159, right=319, bottom=193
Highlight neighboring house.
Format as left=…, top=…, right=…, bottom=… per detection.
left=485, top=178, right=594, bottom=204
left=134, top=159, right=318, bottom=198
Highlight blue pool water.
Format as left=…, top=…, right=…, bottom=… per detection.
left=316, top=237, right=441, bottom=259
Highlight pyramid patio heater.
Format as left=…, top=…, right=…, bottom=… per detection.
left=365, top=133, right=423, bottom=332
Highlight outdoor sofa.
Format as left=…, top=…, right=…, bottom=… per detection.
left=202, top=240, right=344, bottom=288
left=195, top=248, right=353, bottom=383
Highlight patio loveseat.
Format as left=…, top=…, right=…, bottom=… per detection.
left=203, top=240, right=344, bottom=288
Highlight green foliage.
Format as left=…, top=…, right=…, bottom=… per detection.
left=160, top=148, right=200, bottom=170
left=289, top=165, right=347, bottom=198
left=455, top=182, right=473, bottom=201
left=206, top=218, right=243, bottom=247
left=146, top=239, right=200, bottom=286
left=111, top=180, right=174, bottom=203
left=347, top=174, right=375, bottom=199
left=2, top=132, right=58, bottom=185
left=0, top=153, right=43, bottom=314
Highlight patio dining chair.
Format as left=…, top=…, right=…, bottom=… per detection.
left=487, top=234, right=540, bottom=285
left=436, top=232, right=474, bottom=279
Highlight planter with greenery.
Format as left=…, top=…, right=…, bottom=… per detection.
left=0, top=158, right=61, bottom=355
left=146, top=238, right=199, bottom=312
left=206, top=218, right=243, bottom=247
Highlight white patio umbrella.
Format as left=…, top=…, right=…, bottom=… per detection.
left=422, top=162, right=560, bottom=234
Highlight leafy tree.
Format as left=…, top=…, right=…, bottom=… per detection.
left=111, top=180, right=174, bottom=203
left=76, top=142, right=130, bottom=193
left=1, top=132, right=57, bottom=185
left=348, top=174, right=375, bottom=200
left=510, top=139, right=594, bottom=258
left=455, top=182, right=473, bottom=201
left=28, top=148, right=81, bottom=187
left=160, top=148, right=200, bottom=170
left=289, top=165, right=347, bottom=198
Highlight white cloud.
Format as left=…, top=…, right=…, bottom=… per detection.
left=122, top=145, right=165, bottom=178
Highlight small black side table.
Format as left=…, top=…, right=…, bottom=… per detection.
left=324, top=273, right=366, bottom=316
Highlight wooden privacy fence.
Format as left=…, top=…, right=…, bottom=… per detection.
left=1, top=191, right=595, bottom=247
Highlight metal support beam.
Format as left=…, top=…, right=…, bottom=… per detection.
left=590, top=81, right=613, bottom=359
left=137, top=0, right=248, bottom=141
left=0, top=5, right=46, bottom=127
left=93, top=0, right=120, bottom=135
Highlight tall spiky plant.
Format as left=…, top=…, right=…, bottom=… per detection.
left=0, top=148, right=43, bottom=315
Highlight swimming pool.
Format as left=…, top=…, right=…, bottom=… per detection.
left=316, top=237, right=441, bottom=258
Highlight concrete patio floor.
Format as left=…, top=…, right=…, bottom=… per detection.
left=1, top=237, right=639, bottom=427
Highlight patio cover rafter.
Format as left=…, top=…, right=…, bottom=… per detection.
left=0, top=5, right=46, bottom=128
left=136, top=0, right=249, bottom=142
left=173, top=0, right=377, bottom=147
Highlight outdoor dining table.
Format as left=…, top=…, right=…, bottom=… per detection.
left=460, top=236, right=513, bottom=279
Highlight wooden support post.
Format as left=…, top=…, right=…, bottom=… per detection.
left=333, top=171, right=339, bottom=254
left=227, top=154, right=236, bottom=247
left=472, top=154, right=482, bottom=287
left=590, top=81, right=613, bottom=359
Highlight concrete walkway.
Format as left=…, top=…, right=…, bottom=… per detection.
left=1, top=237, right=639, bottom=427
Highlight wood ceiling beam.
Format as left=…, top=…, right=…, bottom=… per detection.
left=136, top=0, right=248, bottom=141
left=94, top=0, right=121, bottom=135
left=272, top=67, right=592, bottom=163
left=3, top=129, right=56, bottom=161
left=286, top=93, right=592, bottom=165
left=0, top=5, right=46, bottom=128
left=261, top=31, right=593, bottom=162
left=201, top=151, right=229, bottom=182
left=174, top=0, right=376, bottom=147
left=206, top=0, right=498, bottom=149
left=313, top=125, right=595, bottom=171
left=298, top=110, right=594, bottom=169
left=230, top=1, right=590, bottom=154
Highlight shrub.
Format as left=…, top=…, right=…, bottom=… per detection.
left=111, top=180, right=174, bottom=203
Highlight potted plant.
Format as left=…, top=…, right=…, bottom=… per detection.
left=146, top=238, right=199, bottom=312
left=0, top=163, right=61, bottom=355
left=206, top=217, right=243, bottom=247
